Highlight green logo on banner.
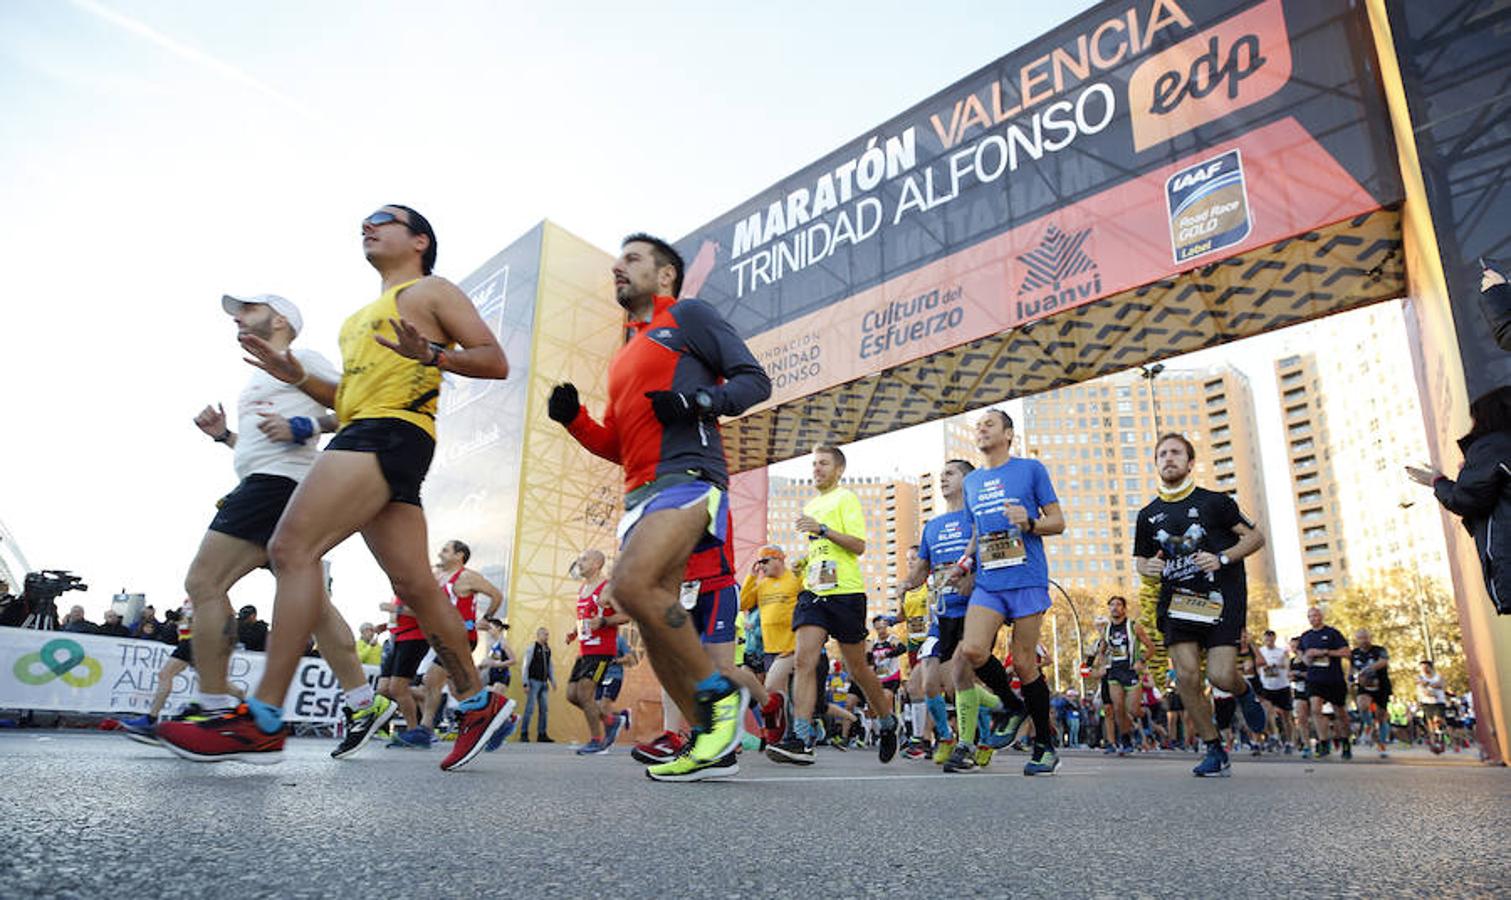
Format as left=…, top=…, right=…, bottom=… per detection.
left=14, top=638, right=103, bottom=688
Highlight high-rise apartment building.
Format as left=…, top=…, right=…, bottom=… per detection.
left=1275, top=352, right=1348, bottom=600
left=1014, top=366, right=1277, bottom=595
left=768, top=475, right=919, bottom=620
left=1275, top=301, right=1452, bottom=599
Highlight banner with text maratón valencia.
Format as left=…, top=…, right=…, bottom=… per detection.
left=674, top=0, right=1401, bottom=411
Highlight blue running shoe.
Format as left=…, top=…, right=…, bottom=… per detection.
left=576, top=739, right=608, bottom=756
left=120, top=714, right=158, bottom=746
left=387, top=727, right=433, bottom=749
left=484, top=714, right=518, bottom=753
left=1193, top=743, right=1231, bottom=777
left=1238, top=687, right=1268, bottom=735
left=1023, top=743, right=1060, bottom=776
left=602, top=712, right=624, bottom=748
left=983, top=711, right=1026, bottom=750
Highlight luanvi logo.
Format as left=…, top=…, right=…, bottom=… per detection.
left=1126, top=0, right=1292, bottom=153
left=1014, top=224, right=1100, bottom=323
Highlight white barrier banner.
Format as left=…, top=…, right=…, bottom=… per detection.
left=0, top=626, right=378, bottom=722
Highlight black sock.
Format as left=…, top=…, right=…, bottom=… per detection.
left=974, top=656, right=1026, bottom=714
left=1216, top=699, right=1236, bottom=732
left=1021, top=675, right=1051, bottom=747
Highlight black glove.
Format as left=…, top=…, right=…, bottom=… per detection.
left=644, top=390, right=703, bottom=425
left=548, top=383, right=580, bottom=425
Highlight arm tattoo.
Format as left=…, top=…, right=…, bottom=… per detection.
left=663, top=604, right=689, bottom=629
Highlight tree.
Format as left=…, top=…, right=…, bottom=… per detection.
left=1325, top=567, right=1465, bottom=692
left=1246, top=581, right=1284, bottom=639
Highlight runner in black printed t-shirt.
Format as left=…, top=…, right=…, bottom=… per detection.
left=1133, top=433, right=1269, bottom=778
left=1298, top=605, right=1351, bottom=760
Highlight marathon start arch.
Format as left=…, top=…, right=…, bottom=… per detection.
left=430, top=0, right=1509, bottom=756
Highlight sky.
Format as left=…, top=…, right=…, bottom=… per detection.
left=0, top=0, right=1383, bottom=626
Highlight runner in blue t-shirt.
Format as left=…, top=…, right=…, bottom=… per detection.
left=900, top=459, right=976, bottom=763
left=953, top=410, right=1066, bottom=776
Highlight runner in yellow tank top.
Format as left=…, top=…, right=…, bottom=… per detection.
left=334, top=277, right=442, bottom=436
left=160, top=204, right=517, bottom=773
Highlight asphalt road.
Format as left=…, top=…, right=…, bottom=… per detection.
left=3, top=732, right=1507, bottom=899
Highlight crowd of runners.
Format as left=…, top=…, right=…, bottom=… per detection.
left=116, top=204, right=1471, bottom=780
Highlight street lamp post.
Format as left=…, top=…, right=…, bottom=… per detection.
left=1140, top=362, right=1165, bottom=442
left=1048, top=579, right=1085, bottom=696
left=1398, top=499, right=1437, bottom=664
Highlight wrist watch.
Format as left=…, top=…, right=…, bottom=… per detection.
left=819, top=524, right=829, bottom=539
left=1218, top=553, right=1231, bottom=567
left=694, top=389, right=715, bottom=416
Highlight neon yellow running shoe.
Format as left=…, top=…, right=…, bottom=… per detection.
left=646, top=749, right=740, bottom=782
left=933, top=739, right=957, bottom=765
left=687, top=684, right=750, bottom=763
left=974, top=745, right=995, bottom=768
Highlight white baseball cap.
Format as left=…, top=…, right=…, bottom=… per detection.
left=221, top=293, right=303, bottom=336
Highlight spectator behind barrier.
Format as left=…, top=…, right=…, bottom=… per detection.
left=237, top=605, right=269, bottom=651
left=1407, top=385, right=1511, bottom=614
left=1477, top=261, right=1511, bottom=350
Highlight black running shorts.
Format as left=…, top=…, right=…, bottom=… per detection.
left=1306, top=680, right=1347, bottom=706
left=791, top=591, right=867, bottom=644
left=570, top=655, right=613, bottom=684
left=380, top=639, right=429, bottom=680
left=208, top=474, right=298, bottom=547
left=1157, top=591, right=1247, bottom=650
left=935, top=615, right=965, bottom=663
left=170, top=640, right=194, bottom=665
left=327, top=418, right=435, bottom=507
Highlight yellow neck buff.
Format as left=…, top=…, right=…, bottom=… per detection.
left=1158, top=476, right=1195, bottom=503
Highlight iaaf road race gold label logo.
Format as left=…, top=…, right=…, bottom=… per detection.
left=1166, top=149, right=1252, bottom=263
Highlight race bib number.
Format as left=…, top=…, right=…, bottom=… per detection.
left=577, top=617, right=592, bottom=642
left=808, top=559, right=839, bottom=592
left=979, top=529, right=1026, bottom=570
left=1167, top=587, right=1224, bottom=625
left=1310, top=653, right=1332, bottom=667
left=907, top=616, right=927, bottom=640
left=679, top=580, right=701, bottom=611
left=1111, top=646, right=1129, bottom=662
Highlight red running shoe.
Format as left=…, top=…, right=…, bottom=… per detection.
left=761, top=691, right=787, bottom=747
left=441, top=694, right=516, bottom=772
left=155, top=704, right=285, bottom=764
left=630, top=730, right=686, bottom=765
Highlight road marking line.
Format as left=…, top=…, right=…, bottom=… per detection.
left=737, top=771, right=1094, bottom=783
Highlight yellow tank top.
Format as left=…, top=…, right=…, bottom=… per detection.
left=334, top=279, right=444, bottom=437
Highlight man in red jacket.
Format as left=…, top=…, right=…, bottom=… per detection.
left=548, top=233, right=771, bottom=782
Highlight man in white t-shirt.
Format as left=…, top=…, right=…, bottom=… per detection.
left=1252, top=629, right=1295, bottom=753
left=1415, top=659, right=1449, bottom=752
left=122, top=294, right=394, bottom=761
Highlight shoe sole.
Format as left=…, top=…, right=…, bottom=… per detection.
left=122, top=731, right=159, bottom=747
left=1023, top=759, right=1060, bottom=776
left=645, top=761, right=739, bottom=782
left=631, top=749, right=678, bottom=765
left=441, top=698, right=516, bottom=772
left=331, top=700, right=399, bottom=760
left=158, top=738, right=283, bottom=765
left=765, top=746, right=815, bottom=766
left=942, top=764, right=977, bottom=773
left=1194, top=769, right=1232, bottom=777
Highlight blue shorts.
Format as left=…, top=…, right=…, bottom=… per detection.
left=693, top=584, right=739, bottom=645
left=617, top=479, right=727, bottom=552
left=968, top=585, right=1051, bottom=621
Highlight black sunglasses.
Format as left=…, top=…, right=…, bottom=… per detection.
left=363, top=210, right=412, bottom=230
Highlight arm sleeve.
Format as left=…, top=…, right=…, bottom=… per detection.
left=739, top=575, right=760, bottom=612
left=1132, top=508, right=1155, bottom=557
left=294, top=349, right=342, bottom=384
left=1214, top=494, right=1253, bottom=531
left=1433, top=441, right=1509, bottom=518
left=1033, top=459, right=1060, bottom=510
left=915, top=527, right=933, bottom=566
left=675, top=300, right=772, bottom=416
left=566, top=407, right=622, bottom=464
left=840, top=492, right=868, bottom=542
